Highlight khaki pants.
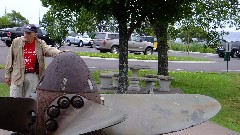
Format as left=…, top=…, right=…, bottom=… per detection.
left=10, top=73, right=39, bottom=97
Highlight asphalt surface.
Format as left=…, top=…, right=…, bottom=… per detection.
left=0, top=41, right=239, bottom=135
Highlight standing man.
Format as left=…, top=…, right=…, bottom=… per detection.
left=5, top=24, right=62, bottom=97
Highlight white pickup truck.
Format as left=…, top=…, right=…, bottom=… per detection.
left=65, top=34, right=93, bottom=47
left=93, top=32, right=154, bottom=55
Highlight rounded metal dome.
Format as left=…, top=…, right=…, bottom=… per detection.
left=37, top=52, right=98, bottom=93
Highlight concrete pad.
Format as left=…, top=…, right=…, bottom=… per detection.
left=165, top=121, right=240, bottom=135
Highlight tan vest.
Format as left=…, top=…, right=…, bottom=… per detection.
left=5, top=36, right=61, bottom=85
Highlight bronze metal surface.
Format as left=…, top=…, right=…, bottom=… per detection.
left=101, top=94, right=221, bottom=135
left=0, top=97, right=36, bottom=134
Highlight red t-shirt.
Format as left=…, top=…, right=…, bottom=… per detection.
left=24, top=40, right=37, bottom=73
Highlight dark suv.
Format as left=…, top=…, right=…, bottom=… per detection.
left=1, top=26, right=60, bottom=48
left=216, top=40, right=240, bottom=58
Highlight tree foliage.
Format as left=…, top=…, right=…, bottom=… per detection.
left=0, top=16, right=11, bottom=29
left=177, top=0, right=240, bottom=47
left=178, top=24, right=208, bottom=43
left=40, top=8, right=69, bottom=44
left=0, top=10, right=29, bottom=28
left=72, top=8, right=98, bottom=35
left=40, top=0, right=240, bottom=92
left=41, top=0, right=151, bottom=93
left=136, top=21, right=155, bottom=36
left=5, top=10, right=29, bottom=27
left=41, top=3, right=100, bottom=42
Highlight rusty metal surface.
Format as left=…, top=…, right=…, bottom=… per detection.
left=37, top=52, right=98, bottom=93
left=35, top=52, right=101, bottom=134
left=43, top=94, right=127, bottom=135
left=101, top=94, right=221, bottom=135
left=36, top=90, right=101, bottom=134
left=0, top=97, right=36, bottom=134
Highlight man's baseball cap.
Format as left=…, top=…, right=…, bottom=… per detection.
left=24, top=24, right=37, bottom=33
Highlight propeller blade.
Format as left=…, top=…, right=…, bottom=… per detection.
left=101, top=94, right=221, bottom=135
left=0, top=97, right=36, bottom=133
left=53, top=97, right=127, bottom=135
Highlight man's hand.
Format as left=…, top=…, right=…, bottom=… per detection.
left=59, top=50, right=70, bottom=54
left=5, top=78, right=11, bottom=86
left=62, top=50, right=70, bottom=52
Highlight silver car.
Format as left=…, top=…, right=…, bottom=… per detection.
left=65, top=34, right=93, bottom=47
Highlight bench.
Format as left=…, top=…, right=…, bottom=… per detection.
left=158, top=76, right=173, bottom=92
left=99, top=72, right=119, bottom=89
left=128, top=77, right=158, bottom=94
left=144, top=74, right=174, bottom=92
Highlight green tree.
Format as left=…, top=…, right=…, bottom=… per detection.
left=6, top=10, right=29, bottom=27
left=40, top=0, right=240, bottom=91
left=167, top=25, right=180, bottom=41
left=136, top=21, right=155, bottom=36
left=70, top=8, right=99, bottom=35
left=147, top=0, right=194, bottom=75
left=41, top=0, right=150, bottom=93
left=40, top=8, right=69, bottom=45
left=103, top=17, right=119, bottom=33
left=0, top=15, right=11, bottom=28
left=147, top=0, right=239, bottom=75
left=177, top=0, right=239, bottom=47
left=41, top=4, right=99, bottom=40
left=178, top=24, right=208, bottom=43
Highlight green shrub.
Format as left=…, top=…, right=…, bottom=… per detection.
left=169, top=42, right=216, bottom=53
left=0, top=64, right=4, bottom=70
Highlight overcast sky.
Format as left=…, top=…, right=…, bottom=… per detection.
left=0, top=0, right=48, bottom=24
left=0, top=0, right=239, bottom=32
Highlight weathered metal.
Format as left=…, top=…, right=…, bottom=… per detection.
left=37, top=52, right=98, bottom=94
left=101, top=94, right=221, bottom=135
left=44, top=94, right=127, bottom=135
left=36, top=52, right=105, bottom=134
left=0, top=97, right=36, bottom=134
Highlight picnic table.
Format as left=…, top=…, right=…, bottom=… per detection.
left=129, top=65, right=151, bottom=77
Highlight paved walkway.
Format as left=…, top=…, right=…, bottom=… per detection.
left=0, top=121, right=239, bottom=135
left=164, top=122, right=240, bottom=135
left=165, top=121, right=240, bottom=135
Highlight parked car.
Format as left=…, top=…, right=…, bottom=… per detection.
left=93, top=32, right=154, bottom=55
left=1, top=26, right=61, bottom=48
left=65, top=33, right=93, bottom=47
left=140, top=36, right=157, bottom=51
left=216, top=39, right=240, bottom=58
left=93, top=32, right=119, bottom=53
left=0, top=29, right=7, bottom=41
left=0, top=28, right=15, bottom=42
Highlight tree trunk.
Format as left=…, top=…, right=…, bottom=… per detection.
left=154, top=22, right=169, bottom=76
left=117, top=20, right=128, bottom=94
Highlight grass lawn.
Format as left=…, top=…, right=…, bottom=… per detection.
left=169, top=71, right=240, bottom=133
left=75, top=52, right=210, bottom=61
left=0, top=64, right=4, bottom=69
left=0, top=69, right=239, bottom=133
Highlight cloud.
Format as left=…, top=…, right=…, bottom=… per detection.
left=0, top=0, right=48, bottom=24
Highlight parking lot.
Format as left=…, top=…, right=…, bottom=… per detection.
left=1, top=40, right=240, bottom=77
